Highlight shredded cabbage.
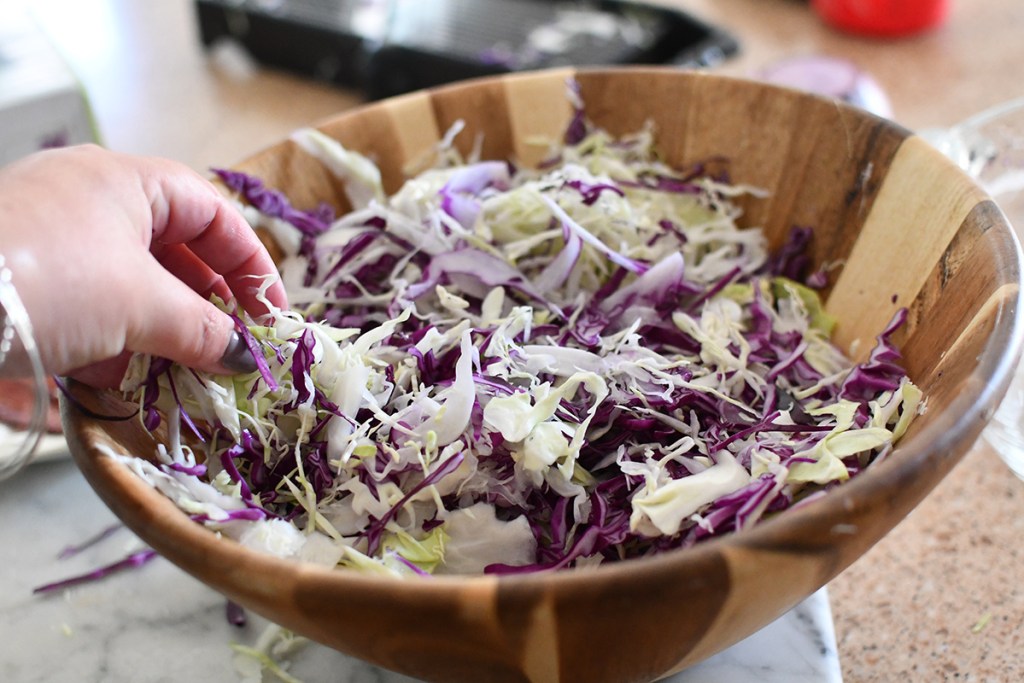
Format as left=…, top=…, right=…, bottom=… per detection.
left=118, top=95, right=921, bottom=576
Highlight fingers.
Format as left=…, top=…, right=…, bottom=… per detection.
left=96, top=153, right=285, bottom=379
left=185, top=201, right=290, bottom=317
left=142, top=164, right=289, bottom=317
left=72, top=248, right=260, bottom=387
left=124, top=262, right=241, bottom=376
left=155, top=243, right=233, bottom=305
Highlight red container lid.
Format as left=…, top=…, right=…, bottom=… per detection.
left=811, top=0, right=949, bottom=37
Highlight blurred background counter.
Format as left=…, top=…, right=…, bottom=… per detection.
left=7, top=0, right=1024, bottom=680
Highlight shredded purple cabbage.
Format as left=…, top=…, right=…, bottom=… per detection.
left=121, top=94, right=921, bottom=577
left=34, top=549, right=158, bottom=595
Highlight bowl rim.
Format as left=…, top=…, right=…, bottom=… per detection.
left=62, top=66, right=1024, bottom=598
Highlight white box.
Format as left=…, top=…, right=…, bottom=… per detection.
left=0, top=9, right=98, bottom=166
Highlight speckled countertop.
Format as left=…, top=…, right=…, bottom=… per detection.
left=830, top=444, right=1024, bottom=682
left=12, top=0, right=1024, bottom=680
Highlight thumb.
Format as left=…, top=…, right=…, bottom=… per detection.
left=126, top=266, right=257, bottom=376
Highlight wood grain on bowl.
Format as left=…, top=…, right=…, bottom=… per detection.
left=62, top=68, right=1022, bottom=683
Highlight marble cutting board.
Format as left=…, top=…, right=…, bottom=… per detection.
left=0, top=456, right=843, bottom=683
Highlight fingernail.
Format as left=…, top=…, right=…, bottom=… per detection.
left=220, top=331, right=258, bottom=374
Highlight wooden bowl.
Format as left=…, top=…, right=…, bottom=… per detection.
left=62, top=68, right=1023, bottom=683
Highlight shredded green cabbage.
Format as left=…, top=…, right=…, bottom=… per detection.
left=117, top=103, right=921, bottom=576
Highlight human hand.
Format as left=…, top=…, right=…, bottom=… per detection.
left=0, top=145, right=288, bottom=387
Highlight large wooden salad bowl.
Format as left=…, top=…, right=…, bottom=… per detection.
left=62, top=68, right=1022, bottom=682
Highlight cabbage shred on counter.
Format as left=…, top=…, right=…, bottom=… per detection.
left=114, top=103, right=922, bottom=576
